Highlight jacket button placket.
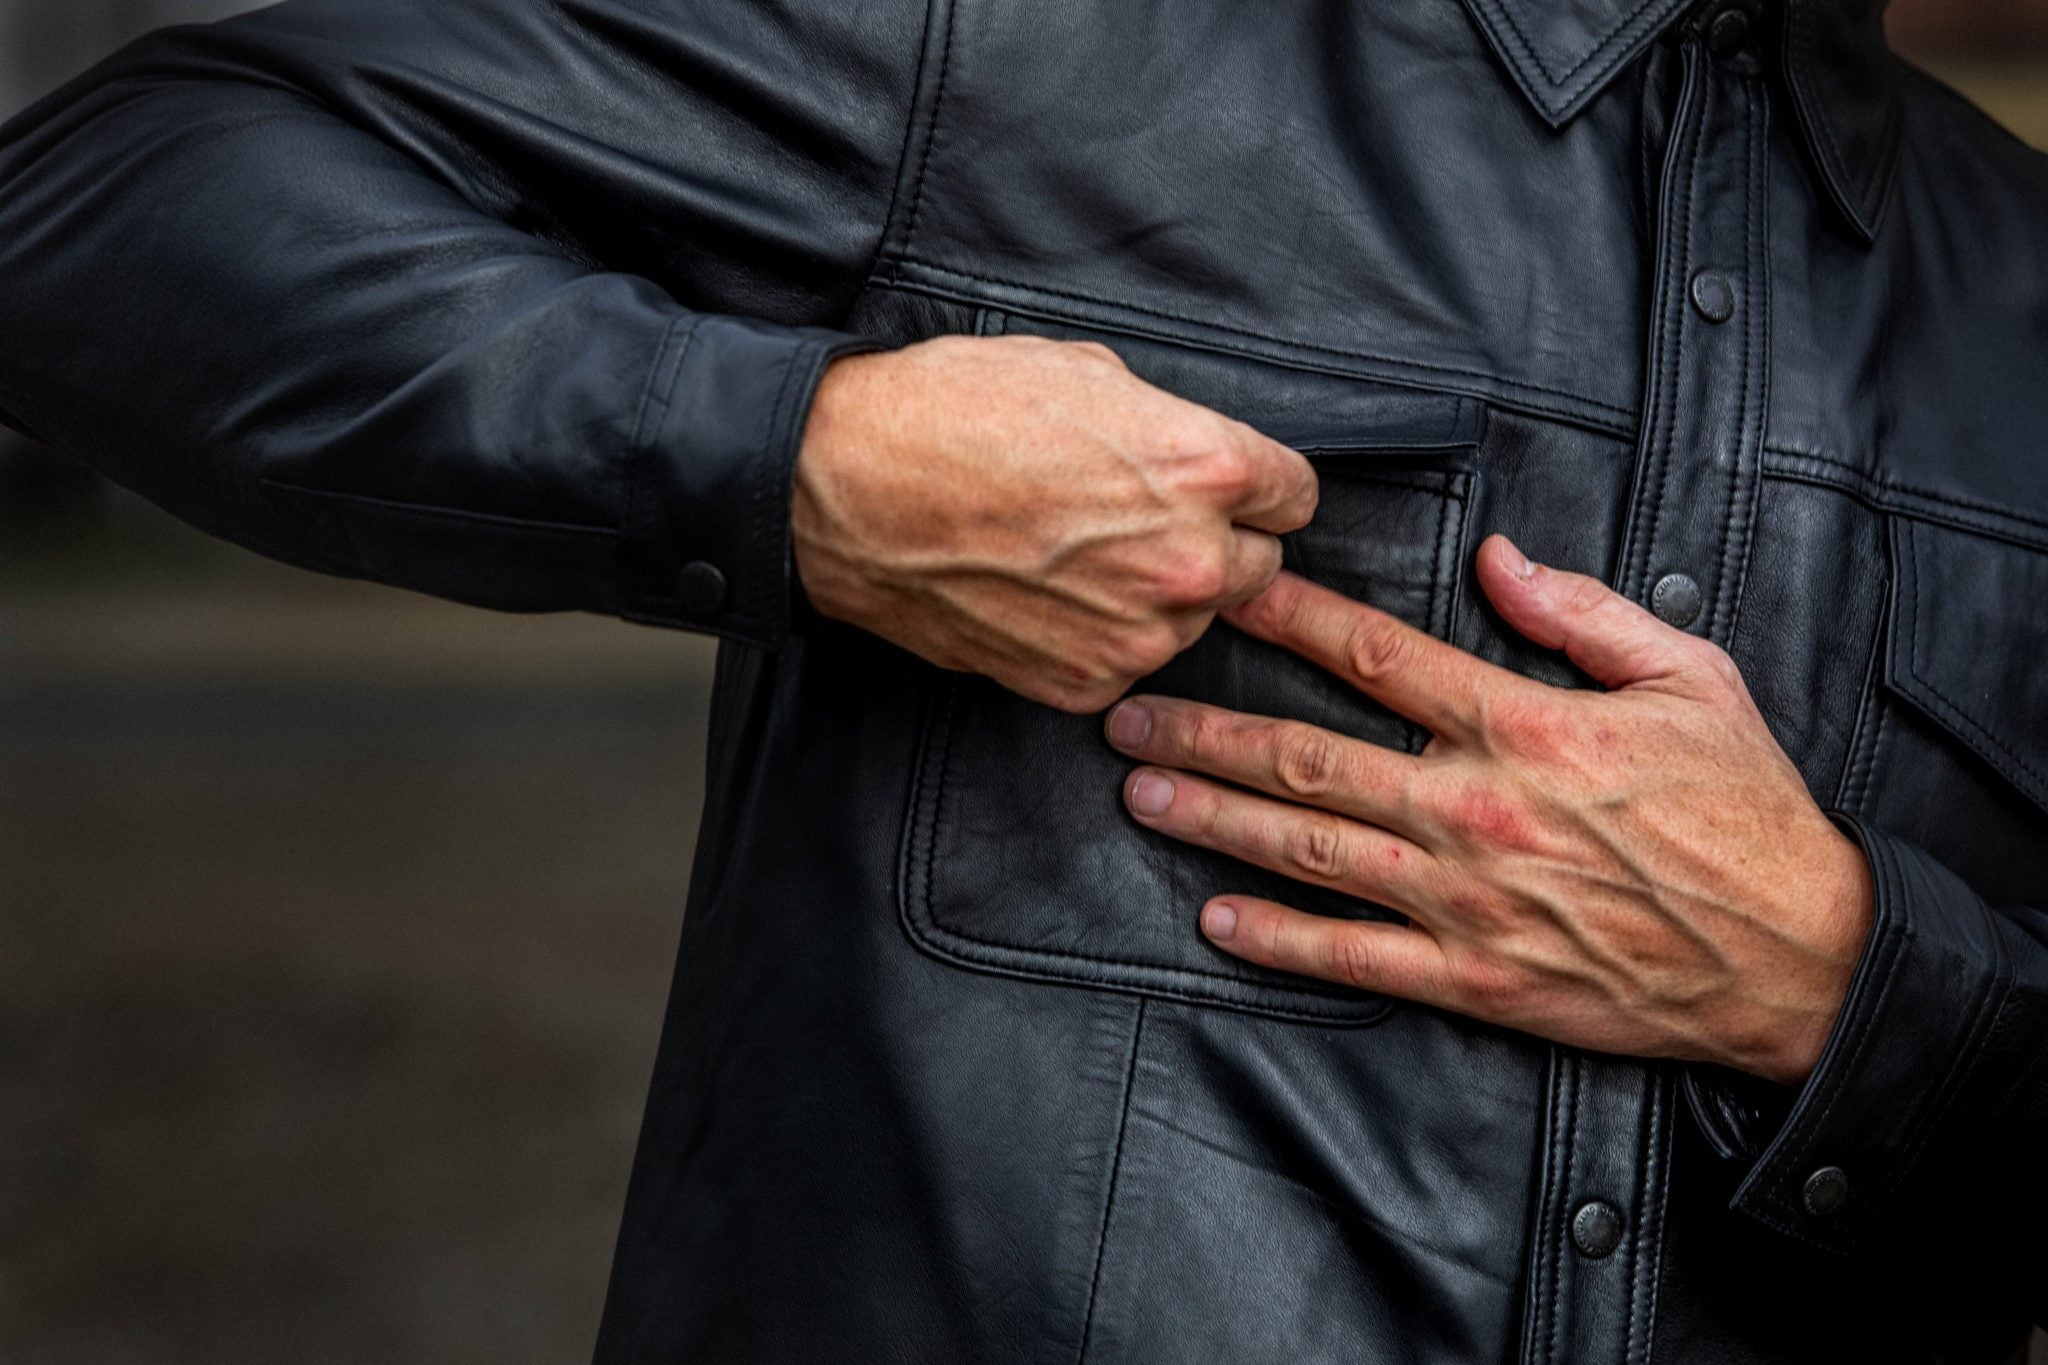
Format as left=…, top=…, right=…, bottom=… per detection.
left=1517, top=31, right=1772, bottom=1365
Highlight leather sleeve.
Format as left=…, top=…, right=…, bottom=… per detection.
left=0, top=0, right=924, bottom=645
left=1725, top=814, right=2048, bottom=1290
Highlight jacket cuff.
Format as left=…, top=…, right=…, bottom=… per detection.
left=619, top=313, right=879, bottom=648
left=1726, top=813, right=2013, bottom=1253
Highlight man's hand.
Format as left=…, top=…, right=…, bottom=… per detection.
left=793, top=336, right=1318, bottom=712
left=1101, top=534, right=1875, bottom=1085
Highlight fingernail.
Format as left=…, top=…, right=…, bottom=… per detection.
left=1504, top=539, right=1536, bottom=582
left=1202, top=900, right=1239, bottom=941
left=1106, top=700, right=1152, bottom=749
left=1128, top=770, right=1175, bottom=817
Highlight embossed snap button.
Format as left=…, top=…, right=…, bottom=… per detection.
left=1572, top=1200, right=1624, bottom=1258
left=1705, top=6, right=1752, bottom=59
left=1690, top=270, right=1736, bottom=323
left=1803, top=1165, right=1850, bottom=1216
left=677, top=560, right=729, bottom=614
left=1651, top=572, right=1703, bottom=629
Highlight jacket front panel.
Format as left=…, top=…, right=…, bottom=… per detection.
left=825, top=1, right=2048, bottom=1355
left=1, top=0, right=2045, bottom=1361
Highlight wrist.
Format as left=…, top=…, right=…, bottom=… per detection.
left=791, top=351, right=889, bottom=627
left=1754, top=824, right=1877, bottom=1085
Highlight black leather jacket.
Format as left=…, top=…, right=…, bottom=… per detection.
left=3, top=0, right=2045, bottom=1360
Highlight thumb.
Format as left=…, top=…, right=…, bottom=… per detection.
left=1475, top=534, right=1695, bottom=689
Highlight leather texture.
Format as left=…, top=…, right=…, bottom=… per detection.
left=1, top=1, right=2044, bottom=1361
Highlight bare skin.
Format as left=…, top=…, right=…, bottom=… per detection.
left=793, top=335, right=1319, bottom=712
left=1103, top=535, right=1874, bottom=1086
left=795, top=345, right=1869, bottom=1082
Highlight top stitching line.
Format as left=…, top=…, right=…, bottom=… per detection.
left=883, top=260, right=1636, bottom=422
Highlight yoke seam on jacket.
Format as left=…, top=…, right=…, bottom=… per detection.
left=873, top=262, right=1640, bottom=429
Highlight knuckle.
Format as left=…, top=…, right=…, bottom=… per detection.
left=1326, top=932, right=1382, bottom=991
left=1168, top=608, right=1214, bottom=651
left=1475, top=691, right=1567, bottom=759
left=1130, top=621, right=1185, bottom=671
left=1696, top=642, right=1744, bottom=691
left=1273, top=725, right=1343, bottom=799
left=1285, top=817, right=1350, bottom=882
left=1194, top=438, right=1258, bottom=500
left=1055, top=656, right=1130, bottom=710
left=1456, top=961, right=1523, bottom=1014
left=1181, top=705, right=1237, bottom=764
left=1067, top=339, right=1124, bottom=367
left=1096, top=627, right=1167, bottom=680
left=1154, top=541, right=1233, bottom=606
left=1449, top=788, right=1536, bottom=852
left=1344, top=616, right=1414, bottom=686
left=1041, top=681, right=1108, bottom=714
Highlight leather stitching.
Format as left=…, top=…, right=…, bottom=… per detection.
left=1529, top=1053, right=1566, bottom=1365
left=1786, top=2, right=1847, bottom=192
left=880, top=260, right=1638, bottom=425
left=258, top=478, right=614, bottom=538
left=1473, top=0, right=1690, bottom=113
left=1759, top=448, right=2048, bottom=554
left=626, top=315, right=695, bottom=606
left=1531, top=1064, right=1556, bottom=1365
left=869, top=0, right=946, bottom=282
left=903, top=670, right=1384, bottom=1019
left=1074, top=999, right=1145, bottom=1365
left=914, top=724, right=1393, bottom=1001
left=1803, top=833, right=2008, bottom=1235
left=1708, top=80, right=1770, bottom=644
left=1832, top=570, right=1891, bottom=818
left=1758, top=871, right=1904, bottom=1226
left=1899, top=521, right=2048, bottom=806
left=1624, top=55, right=1690, bottom=594
left=1547, top=1055, right=1582, bottom=1365
left=751, top=334, right=811, bottom=634
left=900, top=473, right=1469, bottom=1022
left=1789, top=0, right=1900, bottom=228
left=1623, top=48, right=1706, bottom=597
left=1621, top=1073, right=1667, bottom=1364
left=894, top=0, right=959, bottom=274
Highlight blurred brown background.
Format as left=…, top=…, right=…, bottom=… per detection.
left=1, top=3, right=2044, bottom=1362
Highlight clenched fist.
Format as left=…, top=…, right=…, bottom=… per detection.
left=792, top=335, right=1318, bottom=712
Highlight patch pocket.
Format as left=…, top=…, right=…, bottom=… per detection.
left=898, top=421, right=1478, bottom=1024
left=1862, top=513, right=2048, bottom=904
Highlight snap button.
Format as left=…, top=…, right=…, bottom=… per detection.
left=1690, top=270, right=1736, bottom=323
left=1705, top=6, right=1751, bottom=59
left=677, top=560, right=729, bottom=614
left=1571, top=1200, right=1624, bottom=1259
left=1802, top=1165, right=1850, bottom=1217
left=1651, top=572, right=1703, bottom=629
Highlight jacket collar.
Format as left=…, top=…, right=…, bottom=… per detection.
left=1458, top=0, right=1902, bottom=241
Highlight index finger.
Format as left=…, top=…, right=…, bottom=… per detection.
left=1220, top=570, right=1520, bottom=739
left=1218, top=421, right=1319, bottom=536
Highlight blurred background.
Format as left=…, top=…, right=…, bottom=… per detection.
left=0, top=3, right=2044, bottom=1362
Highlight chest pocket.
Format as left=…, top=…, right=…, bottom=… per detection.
left=1855, top=514, right=2048, bottom=906
left=898, top=373, right=1479, bottom=1024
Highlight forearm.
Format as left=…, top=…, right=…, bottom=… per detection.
left=0, top=1, right=908, bottom=641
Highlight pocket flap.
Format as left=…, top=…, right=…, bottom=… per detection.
left=1885, top=515, right=2048, bottom=817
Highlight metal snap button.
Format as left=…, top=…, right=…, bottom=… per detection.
left=1651, top=572, right=1703, bottom=629
left=1802, top=1165, right=1850, bottom=1217
left=1690, top=270, right=1736, bottom=324
left=677, top=560, right=729, bottom=614
left=1572, top=1200, right=1625, bottom=1258
left=1705, top=6, right=1752, bottom=59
